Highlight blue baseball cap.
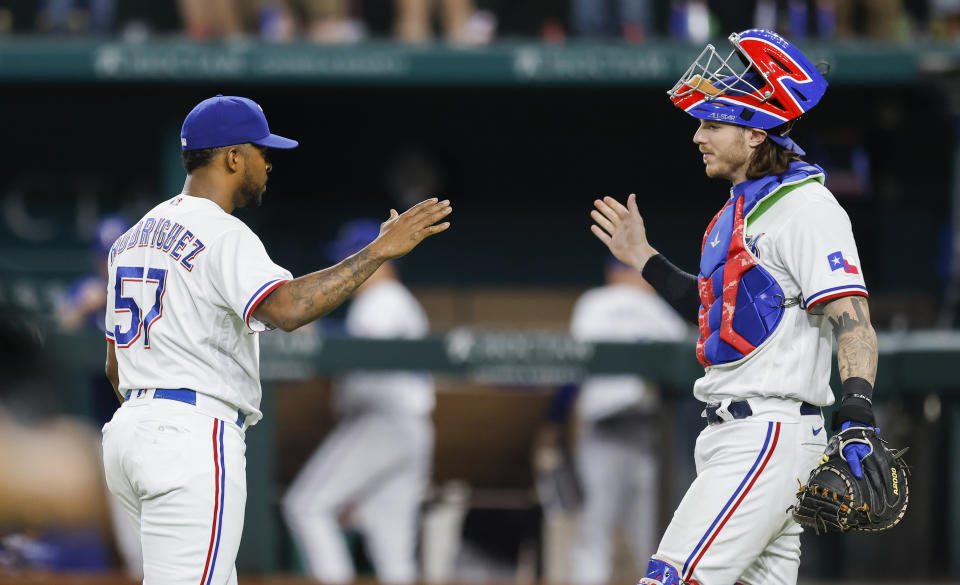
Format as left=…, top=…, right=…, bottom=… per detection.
left=605, top=254, right=633, bottom=272
left=180, top=94, right=299, bottom=151
left=326, top=218, right=382, bottom=262
left=92, top=214, right=131, bottom=257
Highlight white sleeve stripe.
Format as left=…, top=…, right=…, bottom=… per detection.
left=803, top=285, right=868, bottom=309
left=243, top=279, right=288, bottom=329
left=105, top=329, right=115, bottom=340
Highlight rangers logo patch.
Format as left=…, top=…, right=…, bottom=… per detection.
left=827, top=251, right=858, bottom=274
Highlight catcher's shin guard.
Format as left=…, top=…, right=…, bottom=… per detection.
left=640, top=558, right=682, bottom=585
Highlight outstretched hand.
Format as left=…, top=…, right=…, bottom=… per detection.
left=371, top=198, right=452, bottom=260
left=590, top=194, right=657, bottom=271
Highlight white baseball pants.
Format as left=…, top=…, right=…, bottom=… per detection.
left=102, top=398, right=247, bottom=585
left=653, top=410, right=826, bottom=585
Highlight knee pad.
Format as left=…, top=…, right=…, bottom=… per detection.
left=638, top=557, right=682, bottom=585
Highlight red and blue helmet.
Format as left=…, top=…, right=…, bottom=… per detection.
left=668, top=29, right=827, bottom=154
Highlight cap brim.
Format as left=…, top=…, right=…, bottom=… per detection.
left=252, top=133, right=299, bottom=149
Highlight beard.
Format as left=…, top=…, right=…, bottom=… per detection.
left=704, top=135, right=751, bottom=183
left=235, top=171, right=265, bottom=208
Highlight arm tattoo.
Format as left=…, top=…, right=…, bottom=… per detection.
left=827, top=297, right=878, bottom=385
left=259, top=248, right=384, bottom=330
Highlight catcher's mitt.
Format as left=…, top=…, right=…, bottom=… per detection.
left=792, top=425, right=909, bottom=534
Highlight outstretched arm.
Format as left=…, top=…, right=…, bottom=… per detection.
left=254, top=198, right=451, bottom=332
left=823, top=295, right=878, bottom=428
left=590, top=194, right=700, bottom=322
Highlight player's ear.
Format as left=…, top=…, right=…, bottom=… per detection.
left=746, top=128, right=767, bottom=148
left=224, top=146, right=243, bottom=173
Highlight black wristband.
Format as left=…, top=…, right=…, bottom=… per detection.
left=641, top=254, right=700, bottom=324
left=830, top=376, right=876, bottom=430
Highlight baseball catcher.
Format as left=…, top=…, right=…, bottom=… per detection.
left=591, top=26, right=908, bottom=585
left=792, top=423, right=909, bottom=534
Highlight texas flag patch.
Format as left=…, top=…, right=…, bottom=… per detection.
left=827, top=251, right=858, bottom=274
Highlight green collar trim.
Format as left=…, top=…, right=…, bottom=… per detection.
left=745, top=176, right=822, bottom=229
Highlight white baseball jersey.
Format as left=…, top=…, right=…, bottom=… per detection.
left=693, top=180, right=867, bottom=411
left=570, top=284, right=689, bottom=421
left=104, top=194, right=292, bottom=426
left=102, top=193, right=292, bottom=585
left=649, top=178, right=861, bottom=585
left=334, top=279, right=434, bottom=416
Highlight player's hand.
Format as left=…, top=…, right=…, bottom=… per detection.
left=840, top=421, right=875, bottom=479
left=370, top=198, right=452, bottom=260
left=590, top=194, right=657, bottom=270
left=78, top=280, right=107, bottom=313
left=532, top=425, right=562, bottom=472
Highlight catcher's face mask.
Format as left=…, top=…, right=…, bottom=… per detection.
left=668, top=29, right=828, bottom=154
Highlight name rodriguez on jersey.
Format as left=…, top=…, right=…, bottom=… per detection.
left=109, top=216, right=207, bottom=271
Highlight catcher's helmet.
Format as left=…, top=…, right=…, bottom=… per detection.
left=668, top=29, right=827, bottom=153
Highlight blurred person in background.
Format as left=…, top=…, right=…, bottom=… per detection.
left=534, top=257, right=688, bottom=585
left=831, top=0, right=903, bottom=39
left=178, top=0, right=244, bottom=39
left=0, top=306, right=113, bottom=574
left=179, top=0, right=364, bottom=43
left=477, top=0, right=566, bottom=40
left=56, top=214, right=130, bottom=334
left=931, top=0, right=960, bottom=37
left=394, top=0, right=493, bottom=44
left=668, top=0, right=710, bottom=41
left=55, top=213, right=144, bottom=579
left=682, top=0, right=908, bottom=41
left=571, top=0, right=654, bottom=42
left=35, top=0, right=116, bottom=34
left=283, top=218, right=435, bottom=585
left=750, top=0, right=838, bottom=40
left=256, top=0, right=365, bottom=43
left=749, top=0, right=907, bottom=40
left=296, top=0, right=364, bottom=42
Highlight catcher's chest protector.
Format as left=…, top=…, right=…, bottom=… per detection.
left=697, top=162, right=826, bottom=367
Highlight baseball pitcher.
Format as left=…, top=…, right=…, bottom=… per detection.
left=100, top=95, right=452, bottom=585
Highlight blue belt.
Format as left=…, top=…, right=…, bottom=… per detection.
left=124, top=388, right=246, bottom=427
left=704, top=400, right=820, bottom=424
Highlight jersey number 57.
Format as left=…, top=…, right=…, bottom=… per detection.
left=113, top=266, right=168, bottom=348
